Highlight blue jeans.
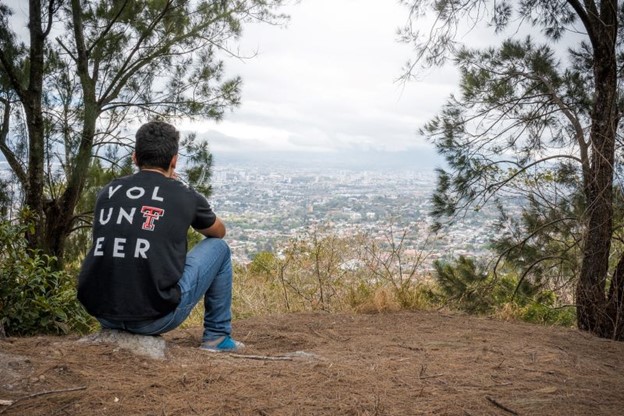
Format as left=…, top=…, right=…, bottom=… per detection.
left=97, top=238, right=233, bottom=342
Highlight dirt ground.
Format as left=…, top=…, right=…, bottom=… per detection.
left=1, top=311, right=623, bottom=416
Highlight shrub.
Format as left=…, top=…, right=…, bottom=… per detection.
left=0, top=221, right=95, bottom=336
left=431, top=256, right=493, bottom=313
left=432, top=255, right=576, bottom=326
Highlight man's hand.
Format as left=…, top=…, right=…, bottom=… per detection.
left=197, top=218, right=226, bottom=239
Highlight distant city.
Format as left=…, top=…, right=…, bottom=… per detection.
left=209, top=160, right=504, bottom=266
left=1, top=154, right=510, bottom=269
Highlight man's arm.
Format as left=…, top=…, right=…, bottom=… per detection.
left=197, top=217, right=226, bottom=239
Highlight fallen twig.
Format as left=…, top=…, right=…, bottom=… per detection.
left=419, top=373, right=445, bottom=380
left=488, top=381, right=513, bottom=387
left=306, top=325, right=350, bottom=342
left=49, top=402, right=74, bottom=416
left=395, top=343, right=423, bottom=352
left=485, top=396, right=519, bottom=415
left=521, top=367, right=556, bottom=375
left=0, top=386, right=86, bottom=414
left=227, top=353, right=293, bottom=361
left=187, top=402, right=200, bottom=415
left=418, top=363, right=444, bottom=379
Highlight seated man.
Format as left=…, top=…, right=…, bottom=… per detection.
left=78, top=121, right=242, bottom=352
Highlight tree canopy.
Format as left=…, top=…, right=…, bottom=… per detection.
left=401, top=0, right=624, bottom=339
left=0, top=0, right=285, bottom=261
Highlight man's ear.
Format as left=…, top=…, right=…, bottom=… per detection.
left=132, top=152, right=139, bottom=167
left=170, top=154, right=178, bottom=170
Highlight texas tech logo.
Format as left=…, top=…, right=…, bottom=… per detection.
left=141, top=206, right=165, bottom=231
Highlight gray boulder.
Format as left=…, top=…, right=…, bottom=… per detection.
left=79, top=329, right=166, bottom=360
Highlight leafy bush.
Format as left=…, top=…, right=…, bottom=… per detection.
left=432, top=255, right=576, bottom=326
left=0, top=221, right=95, bottom=336
left=519, top=302, right=576, bottom=326
left=431, top=256, right=494, bottom=313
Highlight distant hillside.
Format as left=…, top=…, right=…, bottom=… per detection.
left=213, top=148, right=445, bottom=171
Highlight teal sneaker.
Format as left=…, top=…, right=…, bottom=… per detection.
left=200, top=336, right=245, bottom=352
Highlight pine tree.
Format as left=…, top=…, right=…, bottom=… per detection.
left=400, top=0, right=624, bottom=339
left=0, top=0, right=285, bottom=263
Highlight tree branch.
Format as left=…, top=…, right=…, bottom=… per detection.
left=86, top=0, right=131, bottom=56
left=100, top=4, right=239, bottom=106
left=98, top=0, right=174, bottom=104
left=511, top=255, right=562, bottom=301
left=42, top=0, right=57, bottom=38
left=565, top=0, right=594, bottom=40
left=521, top=70, right=590, bottom=182
left=492, top=216, right=579, bottom=283
left=0, top=386, right=86, bottom=414
left=55, top=38, right=78, bottom=62
left=0, top=97, right=27, bottom=185
left=0, top=53, right=24, bottom=101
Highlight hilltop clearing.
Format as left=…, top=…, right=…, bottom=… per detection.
left=1, top=311, right=623, bottom=415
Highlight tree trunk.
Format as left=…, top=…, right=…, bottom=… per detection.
left=23, top=0, right=47, bottom=250
left=576, top=1, right=619, bottom=339
left=39, top=103, right=98, bottom=263
left=605, top=252, right=624, bottom=340
left=39, top=0, right=103, bottom=264
left=43, top=200, right=72, bottom=265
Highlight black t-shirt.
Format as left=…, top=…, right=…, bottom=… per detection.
left=77, top=170, right=217, bottom=321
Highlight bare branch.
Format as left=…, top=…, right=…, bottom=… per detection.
left=492, top=216, right=579, bottom=283
left=0, top=53, right=24, bottom=101
left=0, top=97, right=27, bottom=185
left=86, top=0, right=131, bottom=56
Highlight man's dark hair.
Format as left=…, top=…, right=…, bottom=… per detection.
left=135, top=121, right=180, bottom=170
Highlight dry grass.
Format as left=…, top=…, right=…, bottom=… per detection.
left=354, top=287, right=401, bottom=313
left=182, top=268, right=436, bottom=328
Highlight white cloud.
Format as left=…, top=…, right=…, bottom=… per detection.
left=186, top=0, right=461, bottom=156
left=3, top=0, right=460, bottom=159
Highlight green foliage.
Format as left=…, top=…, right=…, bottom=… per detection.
left=518, top=302, right=576, bottom=326
left=393, top=284, right=434, bottom=311
left=425, top=34, right=588, bottom=230
left=432, top=255, right=575, bottom=326
left=175, top=227, right=437, bottom=329
left=249, top=251, right=278, bottom=277
left=0, top=0, right=286, bottom=262
left=0, top=176, right=13, bottom=219
left=186, top=228, right=205, bottom=250
left=432, top=256, right=493, bottom=314
left=180, top=133, right=214, bottom=197
left=346, top=281, right=377, bottom=310
left=401, top=0, right=624, bottom=337
left=178, top=229, right=576, bottom=329
left=231, top=260, right=287, bottom=319
left=0, top=220, right=95, bottom=336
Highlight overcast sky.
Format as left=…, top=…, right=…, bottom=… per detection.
left=178, top=0, right=461, bottom=162
left=2, top=0, right=587, bottom=169
left=1, top=0, right=459, bottom=169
